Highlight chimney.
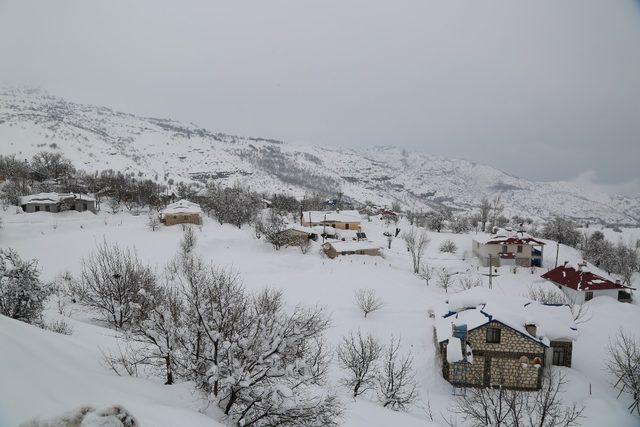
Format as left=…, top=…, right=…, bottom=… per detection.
left=525, top=324, right=537, bottom=337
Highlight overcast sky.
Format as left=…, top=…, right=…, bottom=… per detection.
left=1, top=0, right=639, bottom=190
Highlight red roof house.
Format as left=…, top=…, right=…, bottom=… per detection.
left=541, top=262, right=635, bottom=303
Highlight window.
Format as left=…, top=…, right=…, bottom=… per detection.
left=45, top=205, right=50, bottom=212
left=83, top=203, right=88, bottom=211
left=552, top=347, right=565, bottom=366
left=585, top=291, right=593, bottom=301
left=35, top=205, right=40, bottom=212
left=486, top=327, right=501, bottom=343
left=345, top=223, right=350, bottom=230
left=517, top=245, right=523, bottom=253
left=502, top=245, right=508, bottom=253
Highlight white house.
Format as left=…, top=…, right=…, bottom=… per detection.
left=472, top=227, right=545, bottom=267
left=541, top=262, right=635, bottom=303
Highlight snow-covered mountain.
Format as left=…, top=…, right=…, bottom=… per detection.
left=1, top=87, right=638, bottom=224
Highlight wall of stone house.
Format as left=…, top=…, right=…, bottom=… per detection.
left=467, top=321, right=545, bottom=354
left=489, top=356, right=541, bottom=389
left=164, top=213, right=202, bottom=226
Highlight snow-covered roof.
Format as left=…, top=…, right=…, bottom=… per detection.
left=285, top=224, right=317, bottom=234
left=312, top=225, right=338, bottom=236
left=436, top=287, right=577, bottom=346
left=19, top=192, right=95, bottom=205
left=160, top=199, right=202, bottom=215
left=541, top=263, right=634, bottom=291
left=301, top=210, right=361, bottom=223
left=323, top=240, right=380, bottom=252
left=474, top=228, right=544, bottom=246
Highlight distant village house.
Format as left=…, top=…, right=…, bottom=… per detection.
left=541, top=262, right=635, bottom=303
left=300, top=210, right=362, bottom=231
left=472, top=227, right=544, bottom=268
left=322, top=241, right=381, bottom=259
left=160, top=199, right=203, bottom=226
left=19, top=193, right=97, bottom=213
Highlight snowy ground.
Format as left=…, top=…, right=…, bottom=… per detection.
left=0, top=209, right=639, bottom=426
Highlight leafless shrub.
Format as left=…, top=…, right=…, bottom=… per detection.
left=527, top=285, right=591, bottom=324
left=606, top=329, right=640, bottom=415
left=43, top=319, right=73, bottom=335
left=0, top=249, right=48, bottom=324
left=180, top=224, right=197, bottom=254
left=377, top=336, right=417, bottom=410
left=354, top=288, right=384, bottom=318
left=337, top=330, right=382, bottom=397
left=458, top=274, right=482, bottom=290
left=21, top=404, right=138, bottom=427
left=402, top=227, right=430, bottom=273
left=147, top=212, right=161, bottom=231
left=439, top=239, right=457, bottom=254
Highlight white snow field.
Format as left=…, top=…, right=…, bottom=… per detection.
left=0, top=209, right=639, bottom=426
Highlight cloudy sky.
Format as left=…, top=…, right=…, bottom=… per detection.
left=1, top=0, right=639, bottom=190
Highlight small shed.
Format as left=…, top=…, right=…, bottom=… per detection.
left=322, top=241, right=381, bottom=259
left=160, top=200, right=203, bottom=226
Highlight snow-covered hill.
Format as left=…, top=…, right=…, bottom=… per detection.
left=1, top=87, right=638, bottom=224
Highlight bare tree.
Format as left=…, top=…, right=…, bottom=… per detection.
left=254, top=210, right=291, bottom=250
left=354, top=288, right=384, bottom=318
left=458, top=274, right=482, bottom=290
left=418, top=263, right=434, bottom=286
left=377, top=336, right=417, bottom=410
left=402, top=227, right=430, bottom=273
left=180, top=224, right=197, bottom=254
left=147, top=212, right=161, bottom=231
left=451, top=370, right=583, bottom=427
left=72, top=241, right=158, bottom=329
left=437, top=268, right=454, bottom=293
left=606, top=329, right=640, bottom=415
left=337, top=330, right=382, bottom=397
left=478, top=196, right=491, bottom=232
left=527, top=285, right=591, bottom=324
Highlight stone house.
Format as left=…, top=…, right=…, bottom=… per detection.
left=541, top=262, right=635, bottom=303
left=278, top=225, right=318, bottom=244
left=19, top=192, right=97, bottom=213
left=472, top=227, right=545, bottom=268
left=435, top=288, right=577, bottom=390
left=160, top=199, right=202, bottom=226
left=322, top=241, right=381, bottom=259
left=300, top=210, right=362, bottom=231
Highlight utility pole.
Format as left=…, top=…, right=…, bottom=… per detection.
left=482, top=254, right=500, bottom=289
left=555, top=242, right=560, bottom=268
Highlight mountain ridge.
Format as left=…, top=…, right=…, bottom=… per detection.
left=1, top=87, right=638, bottom=224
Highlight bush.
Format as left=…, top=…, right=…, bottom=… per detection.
left=0, top=249, right=48, bottom=324
left=439, top=239, right=457, bottom=253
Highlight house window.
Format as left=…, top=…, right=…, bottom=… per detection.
left=45, top=205, right=50, bottom=212
left=585, top=291, right=593, bottom=302
left=502, top=245, right=508, bottom=253
left=83, top=203, right=88, bottom=211
left=517, top=245, right=523, bottom=253
left=486, top=327, right=501, bottom=344
left=552, top=347, right=566, bottom=366
left=35, top=205, right=40, bottom=212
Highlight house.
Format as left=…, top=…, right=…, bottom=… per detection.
left=541, top=262, right=635, bottom=303
left=160, top=199, right=202, bottom=226
left=472, top=227, right=545, bottom=268
left=278, top=225, right=318, bottom=243
left=19, top=192, right=97, bottom=213
left=300, top=210, right=361, bottom=231
left=322, top=241, right=381, bottom=259
left=435, top=288, right=577, bottom=390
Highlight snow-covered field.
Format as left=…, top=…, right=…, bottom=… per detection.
left=1, top=209, right=639, bottom=426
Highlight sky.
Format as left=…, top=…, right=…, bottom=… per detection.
left=1, top=0, right=639, bottom=191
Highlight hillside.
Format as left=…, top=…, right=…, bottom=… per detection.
left=1, top=87, right=638, bottom=224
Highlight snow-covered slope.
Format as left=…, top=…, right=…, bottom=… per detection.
left=1, top=87, right=638, bottom=224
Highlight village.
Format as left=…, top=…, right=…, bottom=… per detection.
left=1, top=153, right=639, bottom=427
